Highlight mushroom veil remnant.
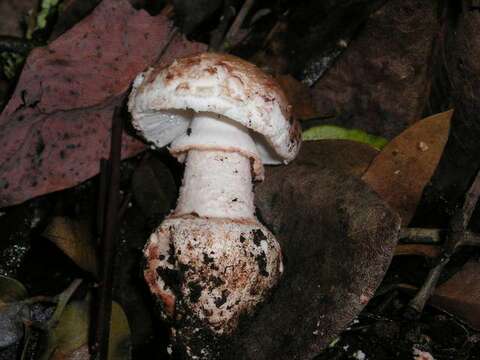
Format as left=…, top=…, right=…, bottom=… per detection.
left=128, top=52, right=301, bottom=351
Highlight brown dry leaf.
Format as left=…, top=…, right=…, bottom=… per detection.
left=362, top=110, right=453, bottom=225
left=276, top=75, right=317, bottom=120
left=42, top=217, right=97, bottom=275
left=430, top=261, right=480, bottom=330
left=394, top=244, right=441, bottom=258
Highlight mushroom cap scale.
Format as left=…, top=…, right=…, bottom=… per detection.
left=128, top=52, right=301, bottom=165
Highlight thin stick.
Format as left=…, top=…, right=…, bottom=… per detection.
left=220, top=0, right=255, bottom=51
left=97, top=159, right=109, bottom=244
left=399, top=227, right=480, bottom=248
left=399, top=228, right=445, bottom=243
left=407, top=168, right=480, bottom=316
left=47, top=279, right=83, bottom=328
left=94, top=107, right=123, bottom=359
left=209, top=4, right=236, bottom=51
left=460, top=168, right=480, bottom=228
left=118, top=192, right=133, bottom=220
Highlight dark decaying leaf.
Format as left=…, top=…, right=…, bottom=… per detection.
left=430, top=261, right=480, bottom=331
left=0, top=276, right=29, bottom=348
left=173, top=0, right=223, bottom=35
left=132, top=156, right=177, bottom=222
left=0, top=0, right=206, bottom=208
left=311, top=0, right=439, bottom=139
left=217, top=152, right=400, bottom=359
left=362, top=110, right=452, bottom=226
left=0, top=275, right=28, bottom=305
left=41, top=298, right=130, bottom=360
left=284, top=0, right=387, bottom=84
left=414, top=8, right=480, bottom=227
left=293, top=140, right=378, bottom=178
left=275, top=75, right=317, bottom=121
left=42, top=217, right=97, bottom=275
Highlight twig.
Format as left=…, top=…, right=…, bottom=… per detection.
left=406, top=168, right=480, bottom=316
left=47, top=279, right=83, bottom=328
left=118, top=192, right=133, bottom=220
left=93, top=107, right=123, bottom=359
left=0, top=36, right=33, bottom=55
left=220, top=0, right=255, bottom=51
left=399, top=227, right=480, bottom=247
left=399, top=228, right=444, bottom=243
left=154, top=28, right=179, bottom=65
left=97, top=159, right=109, bottom=244
left=459, top=169, right=480, bottom=228
left=209, top=3, right=236, bottom=51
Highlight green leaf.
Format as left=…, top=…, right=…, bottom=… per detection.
left=302, top=125, right=388, bottom=150
left=36, top=0, right=61, bottom=30
left=41, top=297, right=131, bottom=360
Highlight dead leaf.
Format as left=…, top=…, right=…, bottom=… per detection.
left=430, top=261, right=480, bottom=330
left=276, top=75, right=317, bottom=120
left=362, top=110, right=453, bottom=225
left=294, top=140, right=378, bottom=178
left=311, top=0, right=439, bottom=139
left=0, top=276, right=29, bottom=348
left=0, top=275, right=27, bottom=305
left=132, top=156, right=177, bottom=222
left=42, top=217, right=97, bottom=275
left=0, top=0, right=206, bottom=208
left=209, top=163, right=400, bottom=359
left=173, top=0, right=223, bottom=35
left=41, top=298, right=130, bottom=360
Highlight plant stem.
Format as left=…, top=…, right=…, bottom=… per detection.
left=93, top=107, right=123, bottom=359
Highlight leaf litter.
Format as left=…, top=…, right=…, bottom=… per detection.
left=0, top=0, right=480, bottom=359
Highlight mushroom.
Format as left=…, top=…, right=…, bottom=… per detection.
left=128, top=53, right=301, bottom=353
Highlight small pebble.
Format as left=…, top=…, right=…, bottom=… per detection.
left=418, top=141, right=429, bottom=152
left=413, top=348, right=435, bottom=360
left=353, top=350, right=366, bottom=360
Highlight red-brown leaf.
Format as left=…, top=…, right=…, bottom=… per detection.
left=0, top=0, right=206, bottom=207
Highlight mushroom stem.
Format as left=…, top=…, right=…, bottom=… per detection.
left=172, top=112, right=262, bottom=220
left=175, top=150, right=255, bottom=219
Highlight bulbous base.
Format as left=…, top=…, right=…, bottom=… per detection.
left=144, top=215, right=283, bottom=356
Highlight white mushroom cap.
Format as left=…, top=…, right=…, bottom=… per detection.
left=128, top=52, right=302, bottom=178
